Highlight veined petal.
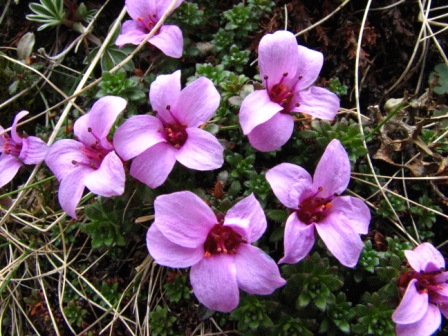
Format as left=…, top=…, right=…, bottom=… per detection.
left=45, top=140, right=88, bottom=181
left=149, top=70, right=181, bottom=124
left=393, top=279, right=429, bottom=324
left=279, top=214, right=316, bottom=264
left=313, top=139, right=351, bottom=198
left=74, top=96, right=126, bottom=150
left=149, top=25, right=183, bottom=58
left=329, top=196, right=370, bottom=234
left=224, top=193, right=266, bottom=243
left=155, top=0, right=183, bottom=18
left=295, top=45, right=324, bottom=90
left=153, top=191, right=216, bottom=248
left=130, top=142, right=176, bottom=188
left=396, top=303, right=441, bottom=336
left=405, top=243, right=445, bottom=272
left=146, top=224, right=203, bottom=268
left=239, top=90, right=283, bottom=135
left=115, top=20, right=147, bottom=47
left=247, top=112, right=294, bottom=152
left=234, top=244, right=285, bottom=295
left=315, top=212, right=363, bottom=267
left=20, top=136, right=47, bottom=164
left=125, top=0, right=156, bottom=21
left=176, top=128, right=223, bottom=170
left=258, top=31, right=300, bottom=86
left=0, top=154, right=22, bottom=188
left=172, top=77, right=220, bottom=128
left=266, top=162, right=312, bottom=210
left=84, top=151, right=125, bottom=197
left=190, top=255, right=239, bottom=312
left=113, top=115, right=165, bottom=161
left=292, top=86, right=339, bottom=120
left=58, top=167, right=91, bottom=219
left=11, top=111, right=29, bottom=144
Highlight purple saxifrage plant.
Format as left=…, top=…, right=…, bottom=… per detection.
left=393, top=243, right=448, bottom=336
left=239, top=30, right=340, bottom=152
left=265, top=139, right=371, bottom=267
left=116, top=0, right=184, bottom=58
left=113, top=70, right=224, bottom=189
left=146, top=191, right=286, bottom=312
left=45, top=96, right=127, bottom=219
left=0, top=111, right=47, bottom=188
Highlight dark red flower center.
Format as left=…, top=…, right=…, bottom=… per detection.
left=296, top=187, right=335, bottom=224
left=203, top=222, right=247, bottom=258
left=137, top=14, right=157, bottom=32
left=165, top=123, right=188, bottom=149
left=398, top=269, right=448, bottom=303
left=1, top=133, right=22, bottom=157
left=264, top=72, right=302, bottom=111
left=71, top=128, right=111, bottom=169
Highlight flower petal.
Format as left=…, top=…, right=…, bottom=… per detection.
left=149, top=25, right=183, bottom=58
left=313, top=139, right=351, bottom=198
left=153, top=191, right=216, bottom=248
left=396, top=303, right=441, bottom=336
left=295, top=45, right=324, bottom=90
left=239, top=90, right=283, bottom=135
left=279, top=214, right=316, bottom=264
left=125, top=0, right=155, bottom=21
left=113, top=115, right=165, bottom=161
left=315, top=212, right=363, bottom=267
left=405, top=243, right=445, bottom=272
left=234, top=244, right=285, bottom=295
left=292, top=86, right=339, bottom=120
left=19, top=136, right=47, bottom=164
left=172, top=77, right=220, bottom=128
left=176, top=128, right=223, bottom=170
left=155, top=0, right=183, bottom=18
left=224, top=193, right=266, bottom=243
left=115, top=20, right=147, bottom=47
left=146, top=224, right=204, bottom=268
left=10, top=111, right=29, bottom=144
left=149, top=70, right=181, bottom=124
left=58, top=167, right=90, bottom=219
left=45, top=140, right=89, bottom=181
left=0, top=154, right=22, bottom=188
left=190, top=254, right=239, bottom=312
left=84, top=151, right=125, bottom=197
left=392, top=279, right=429, bottom=324
left=130, top=142, right=176, bottom=188
left=258, top=30, right=299, bottom=86
left=74, top=96, right=126, bottom=150
left=330, top=196, right=370, bottom=234
left=247, top=112, right=294, bottom=152
left=266, top=162, right=312, bottom=210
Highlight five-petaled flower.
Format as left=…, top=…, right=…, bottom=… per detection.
left=239, top=30, right=340, bottom=152
left=0, top=111, right=47, bottom=188
left=116, top=0, right=184, bottom=58
left=113, top=70, right=224, bottom=189
left=146, top=191, right=286, bottom=312
left=45, top=96, right=127, bottom=219
left=265, top=139, right=370, bottom=267
left=392, top=243, right=448, bottom=336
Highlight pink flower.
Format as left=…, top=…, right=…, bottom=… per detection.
left=45, top=96, right=127, bottom=219
left=116, top=0, right=184, bottom=58
left=392, top=243, right=448, bottom=336
left=0, top=111, right=47, bottom=188
left=113, top=70, right=224, bottom=189
left=239, top=30, right=340, bottom=152
left=265, top=139, right=370, bottom=267
left=146, top=191, right=286, bottom=312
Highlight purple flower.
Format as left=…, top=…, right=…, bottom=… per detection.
left=0, top=111, right=47, bottom=188
left=265, top=139, right=370, bottom=267
left=146, top=191, right=286, bottom=312
left=45, top=96, right=127, bottom=219
left=116, top=0, right=184, bottom=58
left=239, top=30, right=340, bottom=152
left=113, top=70, right=224, bottom=189
left=392, top=243, right=448, bottom=336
